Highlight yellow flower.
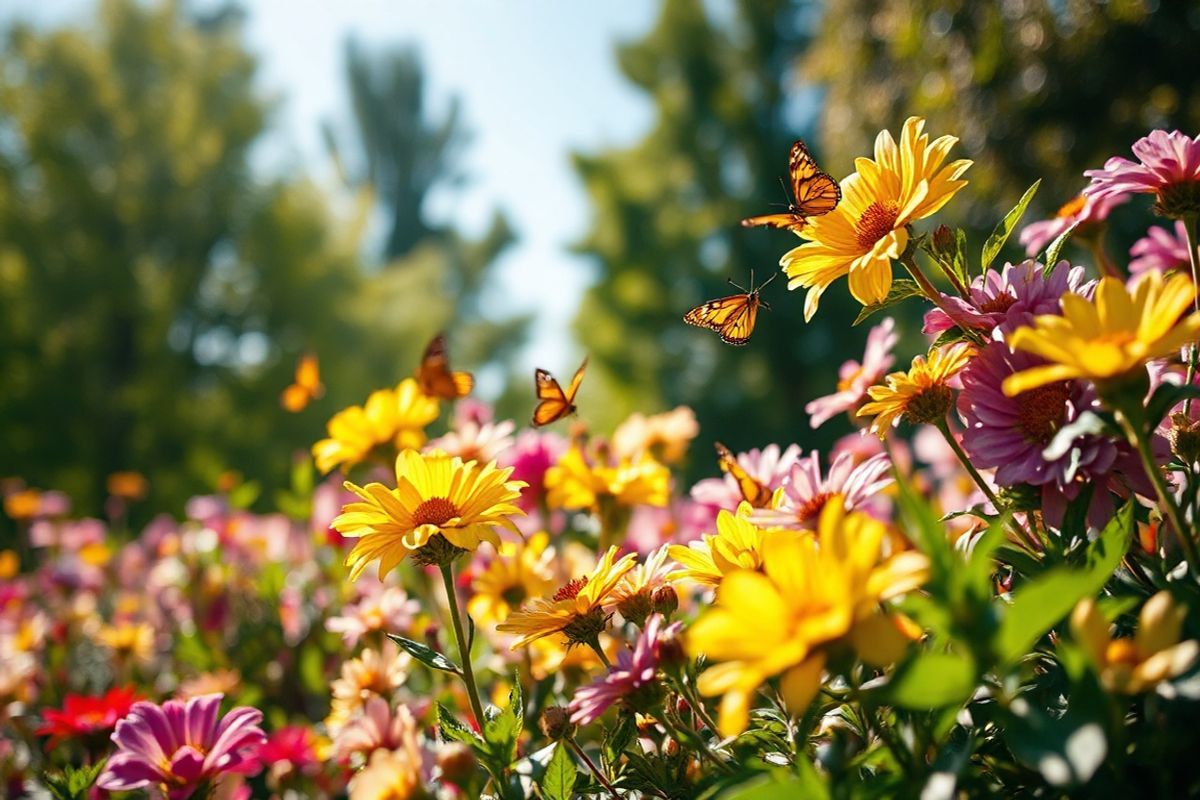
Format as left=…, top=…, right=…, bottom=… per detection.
left=545, top=443, right=670, bottom=511
left=1071, top=592, right=1198, bottom=694
left=349, top=747, right=427, bottom=800
left=496, top=546, right=637, bottom=649
left=668, top=504, right=791, bottom=587
left=96, top=622, right=156, bottom=665
left=782, top=117, right=971, bottom=320
left=611, top=406, right=700, bottom=464
left=687, top=498, right=928, bottom=736
left=468, top=531, right=556, bottom=626
left=858, top=342, right=973, bottom=437
left=333, top=450, right=526, bottom=580
left=313, top=378, right=440, bottom=474
left=1004, top=272, right=1200, bottom=397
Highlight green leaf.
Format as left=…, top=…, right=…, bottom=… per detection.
left=886, top=650, right=977, bottom=709
left=388, top=633, right=460, bottom=674
left=852, top=279, right=923, bottom=325
left=227, top=479, right=260, bottom=509
left=540, top=742, right=577, bottom=800
left=930, top=325, right=969, bottom=349
left=1145, top=382, right=1200, bottom=430
left=1041, top=219, right=1081, bottom=275
left=602, top=712, right=637, bottom=770
left=993, top=502, right=1132, bottom=664
left=40, top=761, right=107, bottom=800
left=1002, top=697, right=1107, bottom=787
left=482, top=677, right=524, bottom=768
left=981, top=180, right=1040, bottom=272
left=723, top=766, right=830, bottom=800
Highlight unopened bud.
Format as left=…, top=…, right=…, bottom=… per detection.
left=539, top=705, right=575, bottom=740
left=650, top=585, right=678, bottom=617
left=931, top=224, right=955, bottom=254
left=1168, top=413, right=1200, bottom=465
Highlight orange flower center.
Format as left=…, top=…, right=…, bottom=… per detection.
left=794, top=491, right=834, bottom=524
left=1014, top=381, right=1071, bottom=442
left=553, top=577, right=589, bottom=602
left=1055, top=194, right=1087, bottom=218
left=837, top=365, right=865, bottom=393
left=855, top=201, right=901, bottom=250
left=1105, top=638, right=1140, bottom=666
left=411, top=497, right=459, bottom=527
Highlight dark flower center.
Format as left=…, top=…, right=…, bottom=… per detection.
left=794, top=491, right=834, bottom=524
left=1156, top=180, right=1200, bottom=219
left=501, top=586, right=527, bottom=607
left=1014, top=381, right=1071, bottom=442
left=978, top=293, right=1017, bottom=315
left=905, top=384, right=956, bottom=425
left=855, top=201, right=901, bottom=250
left=411, top=497, right=458, bottom=527
left=553, top=577, right=589, bottom=602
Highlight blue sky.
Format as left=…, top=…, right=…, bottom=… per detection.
left=6, top=1, right=660, bottom=371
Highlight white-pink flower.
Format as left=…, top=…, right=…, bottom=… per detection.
left=806, top=318, right=897, bottom=428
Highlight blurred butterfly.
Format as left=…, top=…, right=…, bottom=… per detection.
left=280, top=352, right=324, bottom=412
left=715, top=441, right=772, bottom=509
left=415, top=334, right=474, bottom=400
left=684, top=271, right=777, bottom=346
left=532, top=357, right=588, bottom=427
left=741, top=139, right=841, bottom=232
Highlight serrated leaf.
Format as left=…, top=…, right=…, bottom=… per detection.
left=982, top=180, right=1040, bottom=272
left=540, top=742, right=577, bottom=800
left=438, top=702, right=483, bottom=747
left=1041, top=219, right=1082, bottom=275
left=852, top=279, right=923, bottom=325
left=886, top=650, right=977, bottom=709
left=388, top=633, right=460, bottom=674
left=482, top=677, right=524, bottom=768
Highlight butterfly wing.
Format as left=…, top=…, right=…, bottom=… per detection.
left=416, top=334, right=473, bottom=399
left=532, top=368, right=572, bottom=427
left=563, top=356, right=588, bottom=403
left=739, top=212, right=805, bottom=231
left=280, top=383, right=309, bottom=412
left=789, top=139, right=841, bottom=217
left=684, top=293, right=759, bottom=346
left=715, top=442, right=771, bottom=508
left=294, top=353, right=322, bottom=394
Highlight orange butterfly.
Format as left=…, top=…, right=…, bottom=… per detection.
left=532, top=357, right=588, bottom=427
left=415, top=334, right=474, bottom=400
left=280, top=352, right=324, bottom=412
left=714, top=442, right=772, bottom=509
left=684, top=271, right=777, bottom=346
left=741, top=139, right=840, bottom=232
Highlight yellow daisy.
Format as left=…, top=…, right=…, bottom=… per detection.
left=1004, top=272, right=1200, bottom=397
left=782, top=116, right=971, bottom=320
left=496, top=546, right=637, bottom=649
left=313, top=378, right=440, bottom=474
left=467, top=531, right=556, bottom=626
left=687, top=498, right=928, bottom=736
left=858, top=342, right=973, bottom=437
left=545, top=443, right=670, bottom=511
left=668, top=503, right=793, bottom=588
left=332, top=449, right=526, bottom=580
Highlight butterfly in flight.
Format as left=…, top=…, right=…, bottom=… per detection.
left=714, top=441, right=772, bottom=508
left=280, top=352, right=324, bottom=412
left=532, top=357, right=588, bottom=427
left=415, top=334, right=474, bottom=400
left=741, top=139, right=841, bottom=232
left=684, top=271, right=777, bottom=346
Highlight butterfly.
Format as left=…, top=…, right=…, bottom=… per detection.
left=532, top=357, right=588, bottom=427
left=714, top=441, right=772, bottom=509
left=683, top=271, right=777, bottom=346
left=415, top=334, right=474, bottom=400
left=740, top=139, right=841, bottom=232
left=280, top=352, right=324, bottom=412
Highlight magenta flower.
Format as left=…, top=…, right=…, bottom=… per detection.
left=1130, top=221, right=1194, bottom=274
left=500, top=430, right=568, bottom=512
left=689, top=443, right=801, bottom=512
left=97, top=693, right=265, bottom=800
left=569, top=613, right=678, bottom=726
left=753, top=450, right=893, bottom=529
left=923, top=260, right=1087, bottom=337
left=1084, top=129, right=1200, bottom=216
left=806, top=318, right=898, bottom=428
left=1018, top=192, right=1126, bottom=256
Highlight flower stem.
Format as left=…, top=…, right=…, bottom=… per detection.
left=1124, top=417, right=1200, bottom=578
left=585, top=636, right=612, bottom=669
left=1182, top=213, right=1200, bottom=416
left=439, top=563, right=486, bottom=726
left=900, top=251, right=956, bottom=318
left=568, top=738, right=621, bottom=799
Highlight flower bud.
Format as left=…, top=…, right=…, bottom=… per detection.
left=1168, top=413, right=1200, bottom=465
left=650, top=585, right=678, bottom=617
left=539, top=705, right=576, bottom=740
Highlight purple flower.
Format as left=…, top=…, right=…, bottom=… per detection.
left=806, top=318, right=898, bottom=428
left=1018, top=192, right=1127, bottom=256
left=569, top=614, right=678, bottom=725
left=923, top=260, right=1087, bottom=337
left=1130, top=221, right=1194, bottom=275
left=753, top=450, right=893, bottom=529
left=1084, top=129, right=1200, bottom=206
left=98, top=693, right=265, bottom=800
left=690, top=443, right=801, bottom=512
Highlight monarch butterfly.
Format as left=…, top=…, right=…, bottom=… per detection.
left=741, top=139, right=840, bottom=232
left=714, top=442, right=772, bottom=509
left=684, top=271, right=777, bottom=346
left=415, top=334, right=474, bottom=400
left=280, top=352, right=324, bottom=412
left=532, top=357, right=588, bottom=427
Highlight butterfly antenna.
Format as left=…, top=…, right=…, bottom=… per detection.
left=726, top=277, right=748, bottom=293
left=760, top=272, right=779, bottom=290
left=778, top=176, right=791, bottom=205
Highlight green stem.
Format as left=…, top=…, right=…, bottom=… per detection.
left=1124, top=417, right=1200, bottom=578
left=585, top=637, right=612, bottom=669
left=1182, top=213, right=1200, bottom=417
left=440, top=563, right=486, bottom=726
left=568, top=738, right=621, bottom=799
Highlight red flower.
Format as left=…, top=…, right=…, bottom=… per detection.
left=257, top=725, right=319, bottom=770
left=36, top=686, right=141, bottom=749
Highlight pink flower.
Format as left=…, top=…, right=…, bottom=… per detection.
left=1084, top=129, right=1200, bottom=215
left=569, top=614, right=678, bottom=726
left=326, top=583, right=420, bottom=648
left=1130, top=221, right=1195, bottom=274
left=500, top=430, right=568, bottom=512
left=753, top=451, right=893, bottom=529
left=1019, top=192, right=1126, bottom=256
left=923, top=260, right=1087, bottom=337
left=333, top=696, right=421, bottom=762
left=256, top=725, right=320, bottom=777
left=806, top=318, right=898, bottom=428
left=689, top=443, right=801, bottom=512
left=98, top=693, right=265, bottom=800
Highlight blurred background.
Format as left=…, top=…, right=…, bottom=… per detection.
left=2, top=0, right=1199, bottom=516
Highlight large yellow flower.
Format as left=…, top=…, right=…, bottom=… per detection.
left=545, top=443, right=670, bottom=511
left=859, top=342, right=973, bottom=437
left=1004, top=272, right=1200, bottom=397
left=687, top=498, right=928, bottom=736
left=496, top=546, right=636, bottom=649
left=332, top=449, right=526, bottom=581
left=467, top=531, right=556, bottom=626
left=783, top=117, right=971, bottom=320
left=668, top=503, right=792, bottom=587
left=313, top=379, right=440, bottom=474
